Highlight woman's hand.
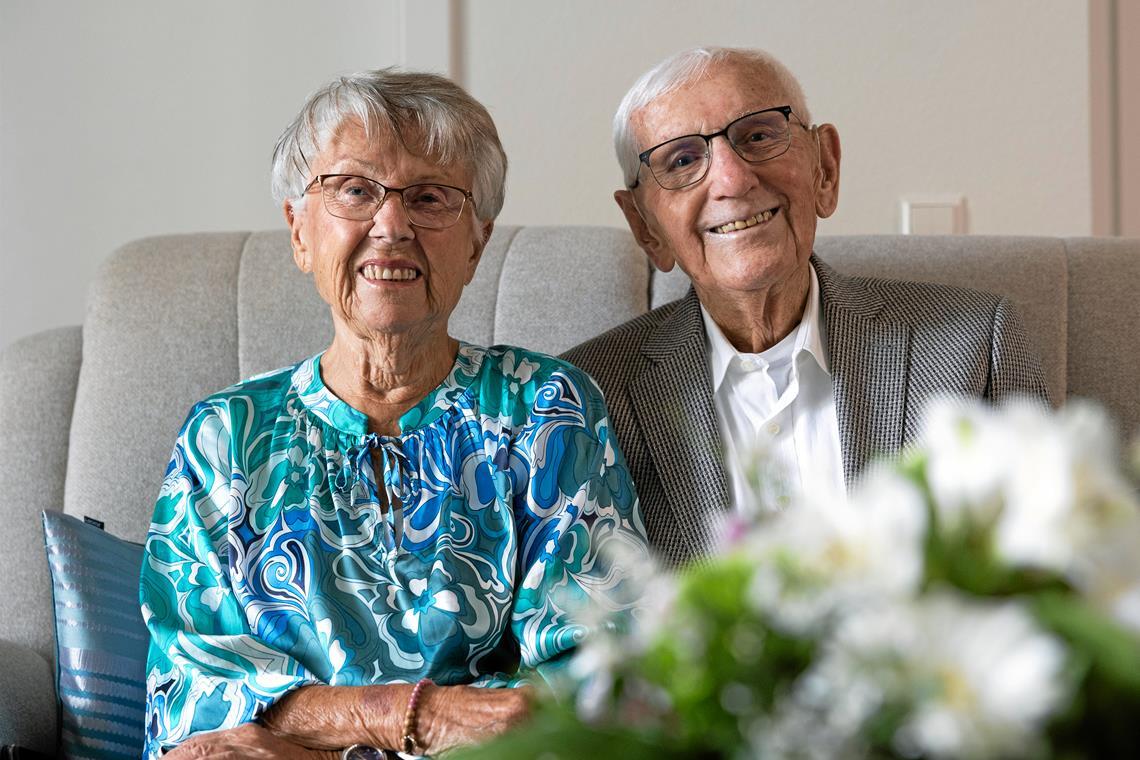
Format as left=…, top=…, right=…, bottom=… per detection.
left=260, top=682, right=534, bottom=755
left=417, top=684, right=534, bottom=755
left=162, top=722, right=339, bottom=759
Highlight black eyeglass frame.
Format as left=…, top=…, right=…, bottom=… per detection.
left=302, top=173, right=476, bottom=228
left=630, top=105, right=812, bottom=190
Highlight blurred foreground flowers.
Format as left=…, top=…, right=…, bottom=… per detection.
left=459, top=398, right=1140, bottom=759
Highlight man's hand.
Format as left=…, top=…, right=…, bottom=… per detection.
left=162, top=723, right=339, bottom=759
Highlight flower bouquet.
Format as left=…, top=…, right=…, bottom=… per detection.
left=458, top=398, right=1140, bottom=759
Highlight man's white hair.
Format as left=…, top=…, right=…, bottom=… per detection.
left=613, top=47, right=812, bottom=188
left=271, top=68, right=507, bottom=224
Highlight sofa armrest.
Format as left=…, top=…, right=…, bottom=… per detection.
left=0, top=639, right=57, bottom=754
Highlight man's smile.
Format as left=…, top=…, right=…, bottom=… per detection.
left=707, top=206, right=780, bottom=235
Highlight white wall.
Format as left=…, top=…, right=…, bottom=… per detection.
left=466, top=0, right=1091, bottom=237
left=0, top=0, right=402, bottom=349
left=0, top=0, right=1093, bottom=351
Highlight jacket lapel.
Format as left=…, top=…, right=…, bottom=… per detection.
left=814, top=257, right=911, bottom=483
left=630, top=290, right=730, bottom=559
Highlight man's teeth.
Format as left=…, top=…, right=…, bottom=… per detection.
left=362, top=265, right=419, bottom=281
left=712, top=209, right=776, bottom=234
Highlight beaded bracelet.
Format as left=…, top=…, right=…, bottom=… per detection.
left=402, top=677, right=432, bottom=755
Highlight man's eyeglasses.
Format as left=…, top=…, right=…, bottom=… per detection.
left=632, top=105, right=810, bottom=190
left=302, top=174, right=474, bottom=229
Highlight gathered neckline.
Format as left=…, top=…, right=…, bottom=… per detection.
left=289, top=342, right=487, bottom=438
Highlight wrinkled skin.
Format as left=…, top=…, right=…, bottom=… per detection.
left=286, top=119, right=491, bottom=343
left=162, top=723, right=336, bottom=759
left=162, top=680, right=533, bottom=757
left=285, top=119, right=494, bottom=435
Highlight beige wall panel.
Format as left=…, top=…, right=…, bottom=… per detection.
left=463, top=1, right=1091, bottom=239
left=0, top=1, right=1096, bottom=349
left=0, top=0, right=402, bottom=349
left=1118, top=0, right=1140, bottom=236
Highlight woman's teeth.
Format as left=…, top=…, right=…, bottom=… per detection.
left=362, top=265, right=418, bottom=281
left=711, top=208, right=776, bottom=234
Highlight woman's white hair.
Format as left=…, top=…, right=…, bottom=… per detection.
left=613, top=47, right=812, bottom=188
left=271, top=68, right=508, bottom=223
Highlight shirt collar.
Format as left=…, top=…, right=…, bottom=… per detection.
left=701, top=263, right=830, bottom=393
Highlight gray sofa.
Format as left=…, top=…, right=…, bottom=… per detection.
left=2, top=227, right=1137, bottom=753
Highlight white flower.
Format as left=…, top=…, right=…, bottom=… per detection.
left=994, top=401, right=1140, bottom=573
left=816, top=591, right=1069, bottom=759
left=732, top=434, right=795, bottom=517
left=921, top=397, right=1140, bottom=589
left=741, top=466, right=927, bottom=633
left=569, top=635, right=622, bottom=722
left=745, top=698, right=864, bottom=760
left=920, top=396, right=1020, bottom=527
left=1067, top=516, right=1140, bottom=634
left=569, top=568, right=678, bottom=724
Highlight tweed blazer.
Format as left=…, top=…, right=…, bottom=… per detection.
left=562, top=255, right=1049, bottom=568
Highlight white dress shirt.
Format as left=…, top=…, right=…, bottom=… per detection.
left=701, top=264, right=845, bottom=515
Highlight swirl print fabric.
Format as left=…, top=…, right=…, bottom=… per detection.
left=139, top=344, right=647, bottom=757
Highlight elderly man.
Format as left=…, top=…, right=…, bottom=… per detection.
left=564, top=47, right=1048, bottom=568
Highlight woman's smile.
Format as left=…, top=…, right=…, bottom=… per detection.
left=358, top=258, right=424, bottom=285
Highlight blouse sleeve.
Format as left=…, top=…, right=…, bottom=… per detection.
left=139, top=400, right=314, bottom=758
left=494, top=364, right=648, bottom=688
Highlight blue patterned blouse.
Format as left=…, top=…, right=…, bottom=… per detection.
left=140, top=344, right=646, bottom=757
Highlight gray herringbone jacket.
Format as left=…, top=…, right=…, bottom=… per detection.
left=562, top=256, right=1049, bottom=568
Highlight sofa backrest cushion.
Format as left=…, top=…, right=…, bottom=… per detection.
left=0, top=327, right=83, bottom=659
left=62, top=226, right=653, bottom=540
left=65, top=233, right=248, bottom=541
left=1063, top=238, right=1140, bottom=441
left=61, top=227, right=1138, bottom=545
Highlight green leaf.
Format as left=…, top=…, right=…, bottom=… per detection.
left=449, top=707, right=690, bottom=760
left=630, top=555, right=814, bottom=754
left=1032, top=591, right=1140, bottom=695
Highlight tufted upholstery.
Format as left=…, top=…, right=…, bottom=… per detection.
left=1, top=226, right=1137, bottom=752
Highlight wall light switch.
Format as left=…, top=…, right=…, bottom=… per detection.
left=900, top=195, right=968, bottom=234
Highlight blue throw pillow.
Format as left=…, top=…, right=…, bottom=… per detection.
left=42, top=511, right=148, bottom=759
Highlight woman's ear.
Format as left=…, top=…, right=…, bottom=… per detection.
left=615, top=189, right=675, bottom=272
left=285, top=200, right=312, bottom=273
left=465, top=220, right=494, bottom=284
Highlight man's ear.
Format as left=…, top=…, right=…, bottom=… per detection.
left=614, top=189, right=675, bottom=272
left=465, top=219, right=494, bottom=284
left=284, top=200, right=312, bottom=273
left=813, top=124, right=841, bottom=219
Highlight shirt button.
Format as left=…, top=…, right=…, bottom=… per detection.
left=766, top=422, right=781, bottom=436
left=740, top=359, right=758, bottom=372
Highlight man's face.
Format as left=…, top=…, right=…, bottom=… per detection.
left=616, top=62, right=840, bottom=301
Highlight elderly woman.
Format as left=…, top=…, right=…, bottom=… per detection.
left=140, top=69, right=646, bottom=759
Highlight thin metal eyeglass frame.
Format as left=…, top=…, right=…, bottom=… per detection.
left=301, top=173, right=475, bottom=229
left=630, top=105, right=812, bottom=190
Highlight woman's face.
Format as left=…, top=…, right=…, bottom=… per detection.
left=286, top=120, right=493, bottom=342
